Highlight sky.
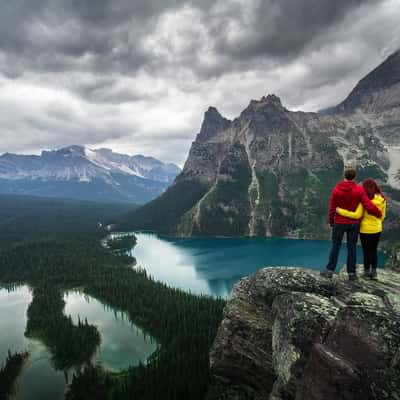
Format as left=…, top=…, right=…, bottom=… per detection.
left=0, top=0, right=399, bottom=165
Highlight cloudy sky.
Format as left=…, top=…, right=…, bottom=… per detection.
left=0, top=0, right=399, bottom=165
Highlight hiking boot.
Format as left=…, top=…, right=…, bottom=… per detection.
left=370, top=269, right=378, bottom=280
left=320, top=269, right=333, bottom=279
left=348, top=273, right=358, bottom=281
left=363, top=269, right=371, bottom=278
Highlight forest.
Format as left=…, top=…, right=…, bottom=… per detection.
left=0, top=194, right=136, bottom=246
left=0, top=240, right=226, bottom=399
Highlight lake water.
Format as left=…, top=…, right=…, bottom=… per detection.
left=130, top=232, right=386, bottom=297
left=0, top=286, right=157, bottom=400
left=64, top=291, right=157, bottom=372
left=1, top=234, right=386, bottom=397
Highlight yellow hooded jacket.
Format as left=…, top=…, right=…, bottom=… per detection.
left=336, top=194, right=386, bottom=234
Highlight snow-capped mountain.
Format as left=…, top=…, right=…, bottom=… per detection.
left=0, top=145, right=181, bottom=204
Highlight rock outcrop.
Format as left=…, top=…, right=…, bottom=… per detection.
left=207, top=267, right=400, bottom=400
left=124, top=50, right=400, bottom=238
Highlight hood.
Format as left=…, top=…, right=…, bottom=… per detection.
left=335, top=180, right=357, bottom=192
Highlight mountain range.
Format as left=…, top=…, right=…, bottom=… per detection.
left=0, top=146, right=180, bottom=204
left=120, top=50, right=400, bottom=239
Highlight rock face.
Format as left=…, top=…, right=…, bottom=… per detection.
left=125, top=50, right=400, bottom=238
left=333, top=50, right=400, bottom=114
left=207, top=267, right=400, bottom=400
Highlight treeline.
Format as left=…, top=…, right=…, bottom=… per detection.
left=0, top=240, right=226, bottom=399
left=0, top=350, right=29, bottom=399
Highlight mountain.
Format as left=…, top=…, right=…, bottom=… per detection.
left=121, top=50, right=400, bottom=239
left=0, top=146, right=180, bottom=204
left=332, top=49, right=400, bottom=114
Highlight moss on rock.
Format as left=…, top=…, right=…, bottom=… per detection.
left=208, top=266, right=400, bottom=400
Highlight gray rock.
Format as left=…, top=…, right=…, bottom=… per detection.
left=207, top=266, right=400, bottom=400
left=271, top=292, right=338, bottom=399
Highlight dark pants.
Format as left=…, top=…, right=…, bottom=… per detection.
left=360, top=232, right=381, bottom=272
left=326, top=223, right=359, bottom=274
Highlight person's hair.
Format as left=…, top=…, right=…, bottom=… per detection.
left=363, top=178, right=385, bottom=200
left=344, top=166, right=356, bottom=181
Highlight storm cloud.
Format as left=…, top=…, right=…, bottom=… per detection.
left=0, top=0, right=399, bottom=164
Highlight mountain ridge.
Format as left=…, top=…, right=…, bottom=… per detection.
left=121, top=50, right=400, bottom=238
left=0, top=145, right=180, bottom=204
left=327, top=50, right=400, bottom=114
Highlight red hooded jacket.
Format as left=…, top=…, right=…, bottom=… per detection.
left=328, top=180, right=382, bottom=225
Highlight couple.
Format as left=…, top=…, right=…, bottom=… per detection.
left=321, top=166, right=386, bottom=281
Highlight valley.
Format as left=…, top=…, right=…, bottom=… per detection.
left=0, top=240, right=225, bottom=400
left=0, top=49, right=399, bottom=400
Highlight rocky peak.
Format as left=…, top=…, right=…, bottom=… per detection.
left=197, top=106, right=231, bottom=142
left=358, top=49, right=400, bottom=91
left=246, top=94, right=284, bottom=111
left=264, top=94, right=283, bottom=107
left=41, top=145, right=86, bottom=158
left=240, top=95, right=288, bottom=125
left=207, top=266, right=400, bottom=400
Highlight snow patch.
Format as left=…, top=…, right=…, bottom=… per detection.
left=117, top=164, right=144, bottom=177
left=386, top=146, right=400, bottom=188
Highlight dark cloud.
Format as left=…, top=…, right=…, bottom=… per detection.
left=0, top=0, right=375, bottom=78
left=0, top=0, right=399, bottom=163
left=211, top=0, right=379, bottom=61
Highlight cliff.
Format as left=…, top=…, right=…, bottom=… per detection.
left=207, top=267, right=400, bottom=400
left=122, top=50, right=400, bottom=239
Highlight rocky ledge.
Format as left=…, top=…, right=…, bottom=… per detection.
left=207, top=267, right=400, bottom=400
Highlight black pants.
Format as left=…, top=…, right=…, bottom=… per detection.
left=326, top=224, right=359, bottom=274
left=359, top=232, right=381, bottom=271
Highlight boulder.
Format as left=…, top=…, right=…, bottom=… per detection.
left=207, top=266, right=400, bottom=400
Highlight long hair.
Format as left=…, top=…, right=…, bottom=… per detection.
left=363, top=178, right=385, bottom=200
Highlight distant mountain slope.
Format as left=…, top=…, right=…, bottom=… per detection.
left=121, top=50, right=400, bottom=239
left=333, top=50, right=400, bottom=114
left=0, top=146, right=180, bottom=204
left=0, top=194, right=137, bottom=245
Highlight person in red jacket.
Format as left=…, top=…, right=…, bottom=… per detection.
left=320, top=166, right=382, bottom=280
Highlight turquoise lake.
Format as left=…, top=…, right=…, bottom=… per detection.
left=0, top=286, right=157, bottom=400
left=130, top=232, right=386, bottom=297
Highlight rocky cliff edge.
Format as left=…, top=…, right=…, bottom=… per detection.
left=207, top=266, right=400, bottom=400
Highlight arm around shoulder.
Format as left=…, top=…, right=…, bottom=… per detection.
left=336, top=203, right=364, bottom=219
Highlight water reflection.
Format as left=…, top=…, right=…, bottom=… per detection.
left=0, top=286, right=158, bottom=400
left=64, top=291, right=158, bottom=372
left=130, top=232, right=386, bottom=297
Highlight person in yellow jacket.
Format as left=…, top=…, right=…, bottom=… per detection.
left=336, top=178, right=386, bottom=279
